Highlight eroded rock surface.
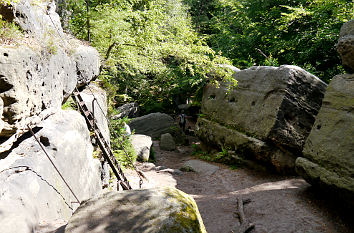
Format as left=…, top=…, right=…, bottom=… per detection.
left=0, top=110, right=102, bottom=233
left=295, top=74, right=354, bottom=204
left=65, top=187, right=206, bottom=233
left=0, top=0, right=100, bottom=138
left=197, top=65, right=327, bottom=172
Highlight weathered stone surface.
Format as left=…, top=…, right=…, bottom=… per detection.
left=0, top=110, right=102, bottom=233
left=337, top=20, right=354, bottom=73
left=0, top=1, right=100, bottom=137
left=65, top=187, right=206, bottom=233
left=74, top=45, right=100, bottom=87
left=296, top=74, right=354, bottom=203
left=13, top=0, right=63, bottom=40
left=160, top=133, right=176, bottom=151
left=0, top=46, right=76, bottom=137
left=129, top=112, right=176, bottom=138
left=130, top=134, right=152, bottom=162
left=201, top=65, right=327, bottom=153
left=81, top=83, right=109, bottom=143
left=196, top=118, right=295, bottom=173
left=113, top=102, right=139, bottom=119
left=182, top=160, right=219, bottom=175
left=197, top=65, right=326, bottom=172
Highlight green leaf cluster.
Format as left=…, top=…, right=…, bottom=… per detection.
left=66, top=0, right=234, bottom=114
left=110, top=117, right=137, bottom=168
left=185, top=0, right=353, bottom=82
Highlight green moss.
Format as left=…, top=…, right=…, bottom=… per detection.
left=159, top=187, right=207, bottom=233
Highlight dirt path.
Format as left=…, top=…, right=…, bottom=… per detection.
left=126, top=139, right=353, bottom=233
left=44, top=137, right=352, bottom=233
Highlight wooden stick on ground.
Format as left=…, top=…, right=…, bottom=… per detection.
left=234, top=197, right=255, bottom=233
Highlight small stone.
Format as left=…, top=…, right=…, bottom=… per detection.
left=130, top=134, right=152, bottom=162
left=182, top=160, right=219, bottom=175
left=159, top=133, right=176, bottom=151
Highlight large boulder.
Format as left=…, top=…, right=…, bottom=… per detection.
left=74, top=45, right=100, bottom=87
left=0, top=0, right=100, bottom=138
left=12, top=0, right=63, bottom=40
left=0, top=110, right=102, bottom=233
left=130, top=134, right=152, bottom=162
left=129, top=112, right=176, bottom=138
left=337, top=20, right=354, bottom=73
left=65, top=187, right=206, bottom=233
left=159, top=133, right=176, bottom=151
left=295, top=74, right=354, bottom=204
left=113, top=102, right=139, bottom=119
left=197, top=65, right=327, bottom=172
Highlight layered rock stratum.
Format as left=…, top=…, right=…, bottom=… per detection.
left=197, top=65, right=327, bottom=172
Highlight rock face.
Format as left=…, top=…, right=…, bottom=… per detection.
left=295, top=21, right=354, bottom=206
left=0, top=1, right=103, bottom=231
left=113, top=102, right=139, bottom=119
left=65, top=187, right=206, bottom=233
left=0, top=0, right=100, bottom=138
left=160, top=133, right=176, bottom=151
left=129, top=112, right=176, bottom=138
left=0, top=110, right=102, bottom=233
left=337, top=20, right=354, bottom=73
left=295, top=75, right=354, bottom=203
left=13, top=0, right=63, bottom=40
left=130, top=134, right=152, bottom=162
left=197, top=65, right=327, bottom=172
left=81, top=83, right=110, bottom=143
left=74, top=45, right=100, bottom=87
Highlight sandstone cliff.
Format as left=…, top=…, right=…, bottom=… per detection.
left=0, top=1, right=103, bottom=232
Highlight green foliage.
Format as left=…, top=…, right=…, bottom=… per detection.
left=185, top=0, right=353, bottom=82
left=66, top=0, right=235, bottom=114
left=110, top=117, right=137, bottom=168
left=61, top=96, right=77, bottom=110
left=0, top=15, right=22, bottom=43
left=149, top=146, right=156, bottom=162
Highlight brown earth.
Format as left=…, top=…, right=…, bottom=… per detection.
left=126, top=138, right=353, bottom=233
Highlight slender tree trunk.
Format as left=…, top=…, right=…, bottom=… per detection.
left=86, top=0, right=90, bottom=42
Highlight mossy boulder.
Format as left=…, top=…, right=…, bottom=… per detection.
left=65, top=187, right=207, bottom=233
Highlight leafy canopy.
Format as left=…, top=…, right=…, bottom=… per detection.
left=66, top=0, right=234, bottom=113
left=184, top=0, right=353, bottom=82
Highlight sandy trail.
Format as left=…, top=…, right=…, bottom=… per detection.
left=43, top=138, right=352, bottom=233
left=126, top=139, right=353, bottom=233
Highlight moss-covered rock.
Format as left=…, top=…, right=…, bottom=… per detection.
left=65, top=187, right=207, bottom=233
